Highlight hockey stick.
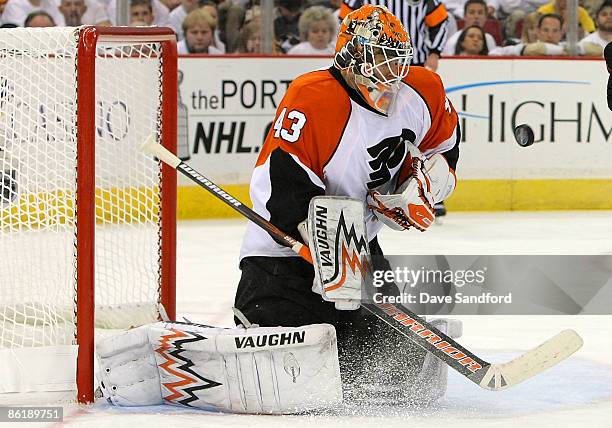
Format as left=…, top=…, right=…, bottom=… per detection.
left=141, top=136, right=583, bottom=392
left=141, top=137, right=312, bottom=264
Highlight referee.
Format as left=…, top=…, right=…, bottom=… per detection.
left=339, top=0, right=450, bottom=71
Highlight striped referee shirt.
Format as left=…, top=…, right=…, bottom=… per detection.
left=340, top=0, right=449, bottom=66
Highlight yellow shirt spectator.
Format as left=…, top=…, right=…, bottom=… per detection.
left=537, top=1, right=596, bottom=33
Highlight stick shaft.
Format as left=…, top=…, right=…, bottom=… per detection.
left=176, top=163, right=312, bottom=263
left=361, top=303, right=490, bottom=380
left=140, top=136, right=311, bottom=262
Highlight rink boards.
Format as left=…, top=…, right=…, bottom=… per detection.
left=175, top=56, right=612, bottom=216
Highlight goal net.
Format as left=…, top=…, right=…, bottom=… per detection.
left=0, top=26, right=177, bottom=403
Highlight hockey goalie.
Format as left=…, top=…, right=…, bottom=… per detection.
left=97, top=5, right=462, bottom=413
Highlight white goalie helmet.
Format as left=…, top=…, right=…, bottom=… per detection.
left=334, top=5, right=413, bottom=115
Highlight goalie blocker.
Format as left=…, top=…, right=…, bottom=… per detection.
left=96, top=321, right=342, bottom=413
left=303, top=196, right=371, bottom=310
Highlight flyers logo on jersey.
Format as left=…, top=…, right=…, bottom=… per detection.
left=367, top=128, right=416, bottom=189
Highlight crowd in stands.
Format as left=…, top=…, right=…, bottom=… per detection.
left=0, top=0, right=609, bottom=57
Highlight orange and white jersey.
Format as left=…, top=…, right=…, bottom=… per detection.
left=240, top=66, right=460, bottom=260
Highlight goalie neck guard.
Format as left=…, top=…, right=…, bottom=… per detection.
left=334, top=5, right=413, bottom=115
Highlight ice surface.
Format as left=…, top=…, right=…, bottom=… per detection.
left=13, top=212, right=612, bottom=427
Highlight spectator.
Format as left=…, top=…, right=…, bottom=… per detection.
left=490, top=13, right=568, bottom=55
left=582, top=0, right=604, bottom=17
left=442, top=0, right=497, bottom=55
left=522, top=11, right=540, bottom=43
left=107, top=0, right=170, bottom=25
left=236, top=18, right=261, bottom=53
left=275, top=0, right=302, bottom=53
left=503, top=10, right=539, bottom=45
left=168, top=0, right=198, bottom=38
left=243, top=3, right=259, bottom=23
left=167, top=0, right=225, bottom=52
left=217, top=1, right=249, bottom=53
left=497, top=0, right=548, bottom=41
left=63, top=0, right=109, bottom=25
left=178, top=8, right=223, bottom=54
left=537, top=0, right=595, bottom=37
left=444, top=0, right=500, bottom=19
left=578, top=0, right=612, bottom=53
left=200, top=2, right=226, bottom=52
left=59, top=0, right=85, bottom=25
left=288, top=5, right=336, bottom=54
left=129, top=0, right=155, bottom=25
left=160, top=0, right=180, bottom=11
left=0, top=0, right=7, bottom=17
left=340, top=0, right=449, bottom=71
left=24, top=10, right=55, bottom=26
left=454, top=24, right=490, bottom=54
left=2, top=0, right=63, bottom=26
left=444, top=0, right=498, bottom=19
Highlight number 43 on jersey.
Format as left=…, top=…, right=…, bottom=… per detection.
left=273, top=108, right=307, bottom=143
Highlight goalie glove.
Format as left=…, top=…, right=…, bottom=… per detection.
left=367, top=151, right=456, bottom=232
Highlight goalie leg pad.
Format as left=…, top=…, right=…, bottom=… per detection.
left=97, top=322, right=342, bottom=414
left=408, top=317, right=463, bottom=402
left=96, top=325, right=163, bottom=406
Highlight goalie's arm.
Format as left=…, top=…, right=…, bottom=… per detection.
left=251, top=80, right=350, bottom=247
left=262, top=148, right=325, bottom=246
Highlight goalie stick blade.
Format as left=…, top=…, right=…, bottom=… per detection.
left=474, top=329, right=584, bottom=391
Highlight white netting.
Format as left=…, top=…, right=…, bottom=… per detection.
left=0, top=28, right=165, bottom=357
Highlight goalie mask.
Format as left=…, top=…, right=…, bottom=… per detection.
left=334, top=5, right=413, bottom=115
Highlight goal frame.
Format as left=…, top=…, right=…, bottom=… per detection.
left=75, top=26, right=177, bottom=403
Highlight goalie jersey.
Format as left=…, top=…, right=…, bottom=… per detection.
left=240, top=66, right=460, bottom=260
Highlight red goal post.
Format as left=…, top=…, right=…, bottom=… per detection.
left=76, top=26, right=177, bottom=403
left=0, top=26, right=177, bottom=404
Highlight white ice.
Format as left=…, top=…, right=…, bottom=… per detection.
left=22, top=212, right=612, bottom=427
